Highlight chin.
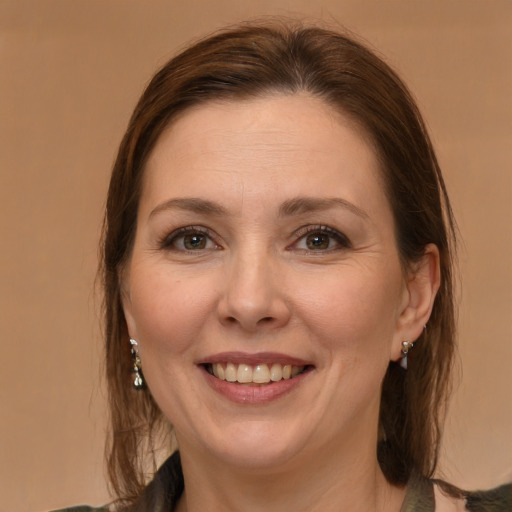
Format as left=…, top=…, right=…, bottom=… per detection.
left=196, top=418, right=316, bottom=472
left=213, top=443, right=303, bottom=472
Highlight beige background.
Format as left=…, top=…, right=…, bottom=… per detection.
left=1, top=1, right=511, bottom=511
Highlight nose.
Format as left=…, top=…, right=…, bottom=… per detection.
left=217, top=249, right=291, bottom=332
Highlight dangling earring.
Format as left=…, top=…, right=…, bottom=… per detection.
left=400, top=340, right=414, bottom=370
left=130, top=338, right=145, bottom=389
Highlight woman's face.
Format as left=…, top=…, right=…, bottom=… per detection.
left=123, top=94, right=416, bottom=471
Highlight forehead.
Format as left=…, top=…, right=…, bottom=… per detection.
left=141, top=93, right=387, bottom=217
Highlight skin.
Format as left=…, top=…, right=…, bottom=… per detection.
left=122, top=94, right=440, bottom=512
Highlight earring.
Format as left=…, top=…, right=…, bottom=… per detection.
left=130, top=338, right=145, bottom=389
left=400, top=340, right=415, bottom=370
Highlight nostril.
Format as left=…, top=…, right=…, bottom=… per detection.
left=226, top=316, right=273, bottom=324
left=224, top=315, right=275, bottom=327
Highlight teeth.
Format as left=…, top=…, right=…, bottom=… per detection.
left=253, top=364, right=270, bottom=383
left=216, top=364, right=225, bottom=381
left=211, top=362, right=305, bottom=384
left=237, top=364, right=253, bottom=383
left=225, top=363, right=237, bottom=382
left=270, top=363, right=282, bottom=381
left=291, top=366, right=301, bottom=377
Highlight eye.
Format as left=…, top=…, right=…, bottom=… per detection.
left=304, top=232, right=331, bottom=250
left=160, top=226, right=220, bottom=251
left=292, top=226, right=351, bottom=252
left=181, top=233, right=209, bottom=250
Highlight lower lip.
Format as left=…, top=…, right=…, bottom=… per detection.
left=201, top=366, right=311, bottom=404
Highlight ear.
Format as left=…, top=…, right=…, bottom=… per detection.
left=391, top=244, right=441, bottom=361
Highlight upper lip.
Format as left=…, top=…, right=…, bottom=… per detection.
left=197, top=351, right=313, bottom=367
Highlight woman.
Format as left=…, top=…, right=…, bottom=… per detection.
left=59, top=20, right=510, bottom=512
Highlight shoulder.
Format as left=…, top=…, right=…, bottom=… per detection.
left=434, top=480, right=512, bottom=512
left=405, top=473, right=512, bottom=512
left=49, top=452, right=183, bottom=512
left=464, top=482, right=512, bottom=512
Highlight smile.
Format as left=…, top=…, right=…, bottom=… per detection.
left=199, top=352, right=314, bottom=403
left=205, top=363, right=306, bottom=385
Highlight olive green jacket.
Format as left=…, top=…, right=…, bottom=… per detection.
left=52, top=452, right=512, bottom=512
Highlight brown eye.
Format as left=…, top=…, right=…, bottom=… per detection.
left=183, top=233, right=207, bottom=250
left=160, top=227, right=220, bottom=252
left=291, top=226, right=352, bottom=253
left=306, top=233, right=330, bottom=250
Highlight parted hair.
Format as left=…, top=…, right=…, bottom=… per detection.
left=101, top=19, right=457, bottom=506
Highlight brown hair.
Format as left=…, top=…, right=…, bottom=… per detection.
left=101, top=19, right=457, bottom=504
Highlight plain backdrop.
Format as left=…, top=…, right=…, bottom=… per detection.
left=1, top=1, right=511, bottom=511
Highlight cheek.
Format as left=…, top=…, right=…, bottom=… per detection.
left=128, top=270, right=218, bottom=357
left=292, top=265, right=403, bottom=354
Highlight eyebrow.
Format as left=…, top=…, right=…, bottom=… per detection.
left=149, top=196, right=369, bottom=220
left=149, top=197, right=228, bottom=218
left=279, top=197, right=369, bottom=219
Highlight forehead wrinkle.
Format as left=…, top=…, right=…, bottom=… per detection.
left=210, top=137, right=306, bottom=160
left=160, top=138, right=307, bottom=176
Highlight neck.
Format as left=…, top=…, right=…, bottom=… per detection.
left=175, top=433, right=406, bottom=512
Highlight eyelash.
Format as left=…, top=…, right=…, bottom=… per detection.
left=290, top=225, right=352, bottom=253
left=158, top=226, right=220, bottom=252
left=158, top=224, right=351, bottom=253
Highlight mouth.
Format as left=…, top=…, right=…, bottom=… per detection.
left=199, top=352, right=314, bottom=403
left=204, top=362, right=309, bottom=385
